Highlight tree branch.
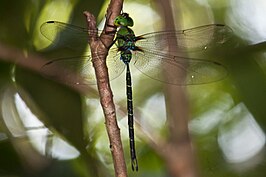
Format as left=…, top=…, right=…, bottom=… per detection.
left=0, top=43, right=97, bottom=96
left=83, top=0, right=127, bottom=176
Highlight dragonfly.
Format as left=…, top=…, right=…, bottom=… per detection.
left=40, top=13, right=232, bottom=171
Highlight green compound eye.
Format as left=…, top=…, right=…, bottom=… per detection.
left=114, top=13, right=134, bottom=27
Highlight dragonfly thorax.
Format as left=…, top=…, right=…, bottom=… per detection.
left=116, top=26, right=136, bottom=46
left=116, top=26, right=139, bottom=64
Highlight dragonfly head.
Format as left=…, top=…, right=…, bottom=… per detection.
left=114, top=13, right=134, bottom=27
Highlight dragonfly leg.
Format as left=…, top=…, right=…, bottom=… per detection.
left=105, top=11, right=117, bottom=32
left=96, top=12, right=118, bottom=49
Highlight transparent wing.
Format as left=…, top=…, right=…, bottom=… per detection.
left=40, top=21, right=115, bottom=50
left=136, top=24, right=233, bottom=55
left=40, top=22, right=229, bottom=85
left=132, top=50, right=227, bottom=85
left=40, top=21, right=92, bottom=49
left=40, top=21, right=123, bottom=85
left=41, top=49, right=125, bottom=85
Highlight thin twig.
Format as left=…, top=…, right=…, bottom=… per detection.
left=83, top=0, right=128, bottom=176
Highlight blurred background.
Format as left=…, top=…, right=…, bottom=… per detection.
left=0, top=0, right=266, bottom=176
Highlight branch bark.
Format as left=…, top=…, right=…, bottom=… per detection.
left=83, top=0, right=127, bottom=177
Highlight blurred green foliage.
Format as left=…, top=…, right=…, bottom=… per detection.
left=0, top=0, right=266, bottom=177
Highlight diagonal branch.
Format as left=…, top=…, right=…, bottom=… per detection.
left=83, top=0, right=128, bottom=176
left=0, top=43, right=98, bottom=96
